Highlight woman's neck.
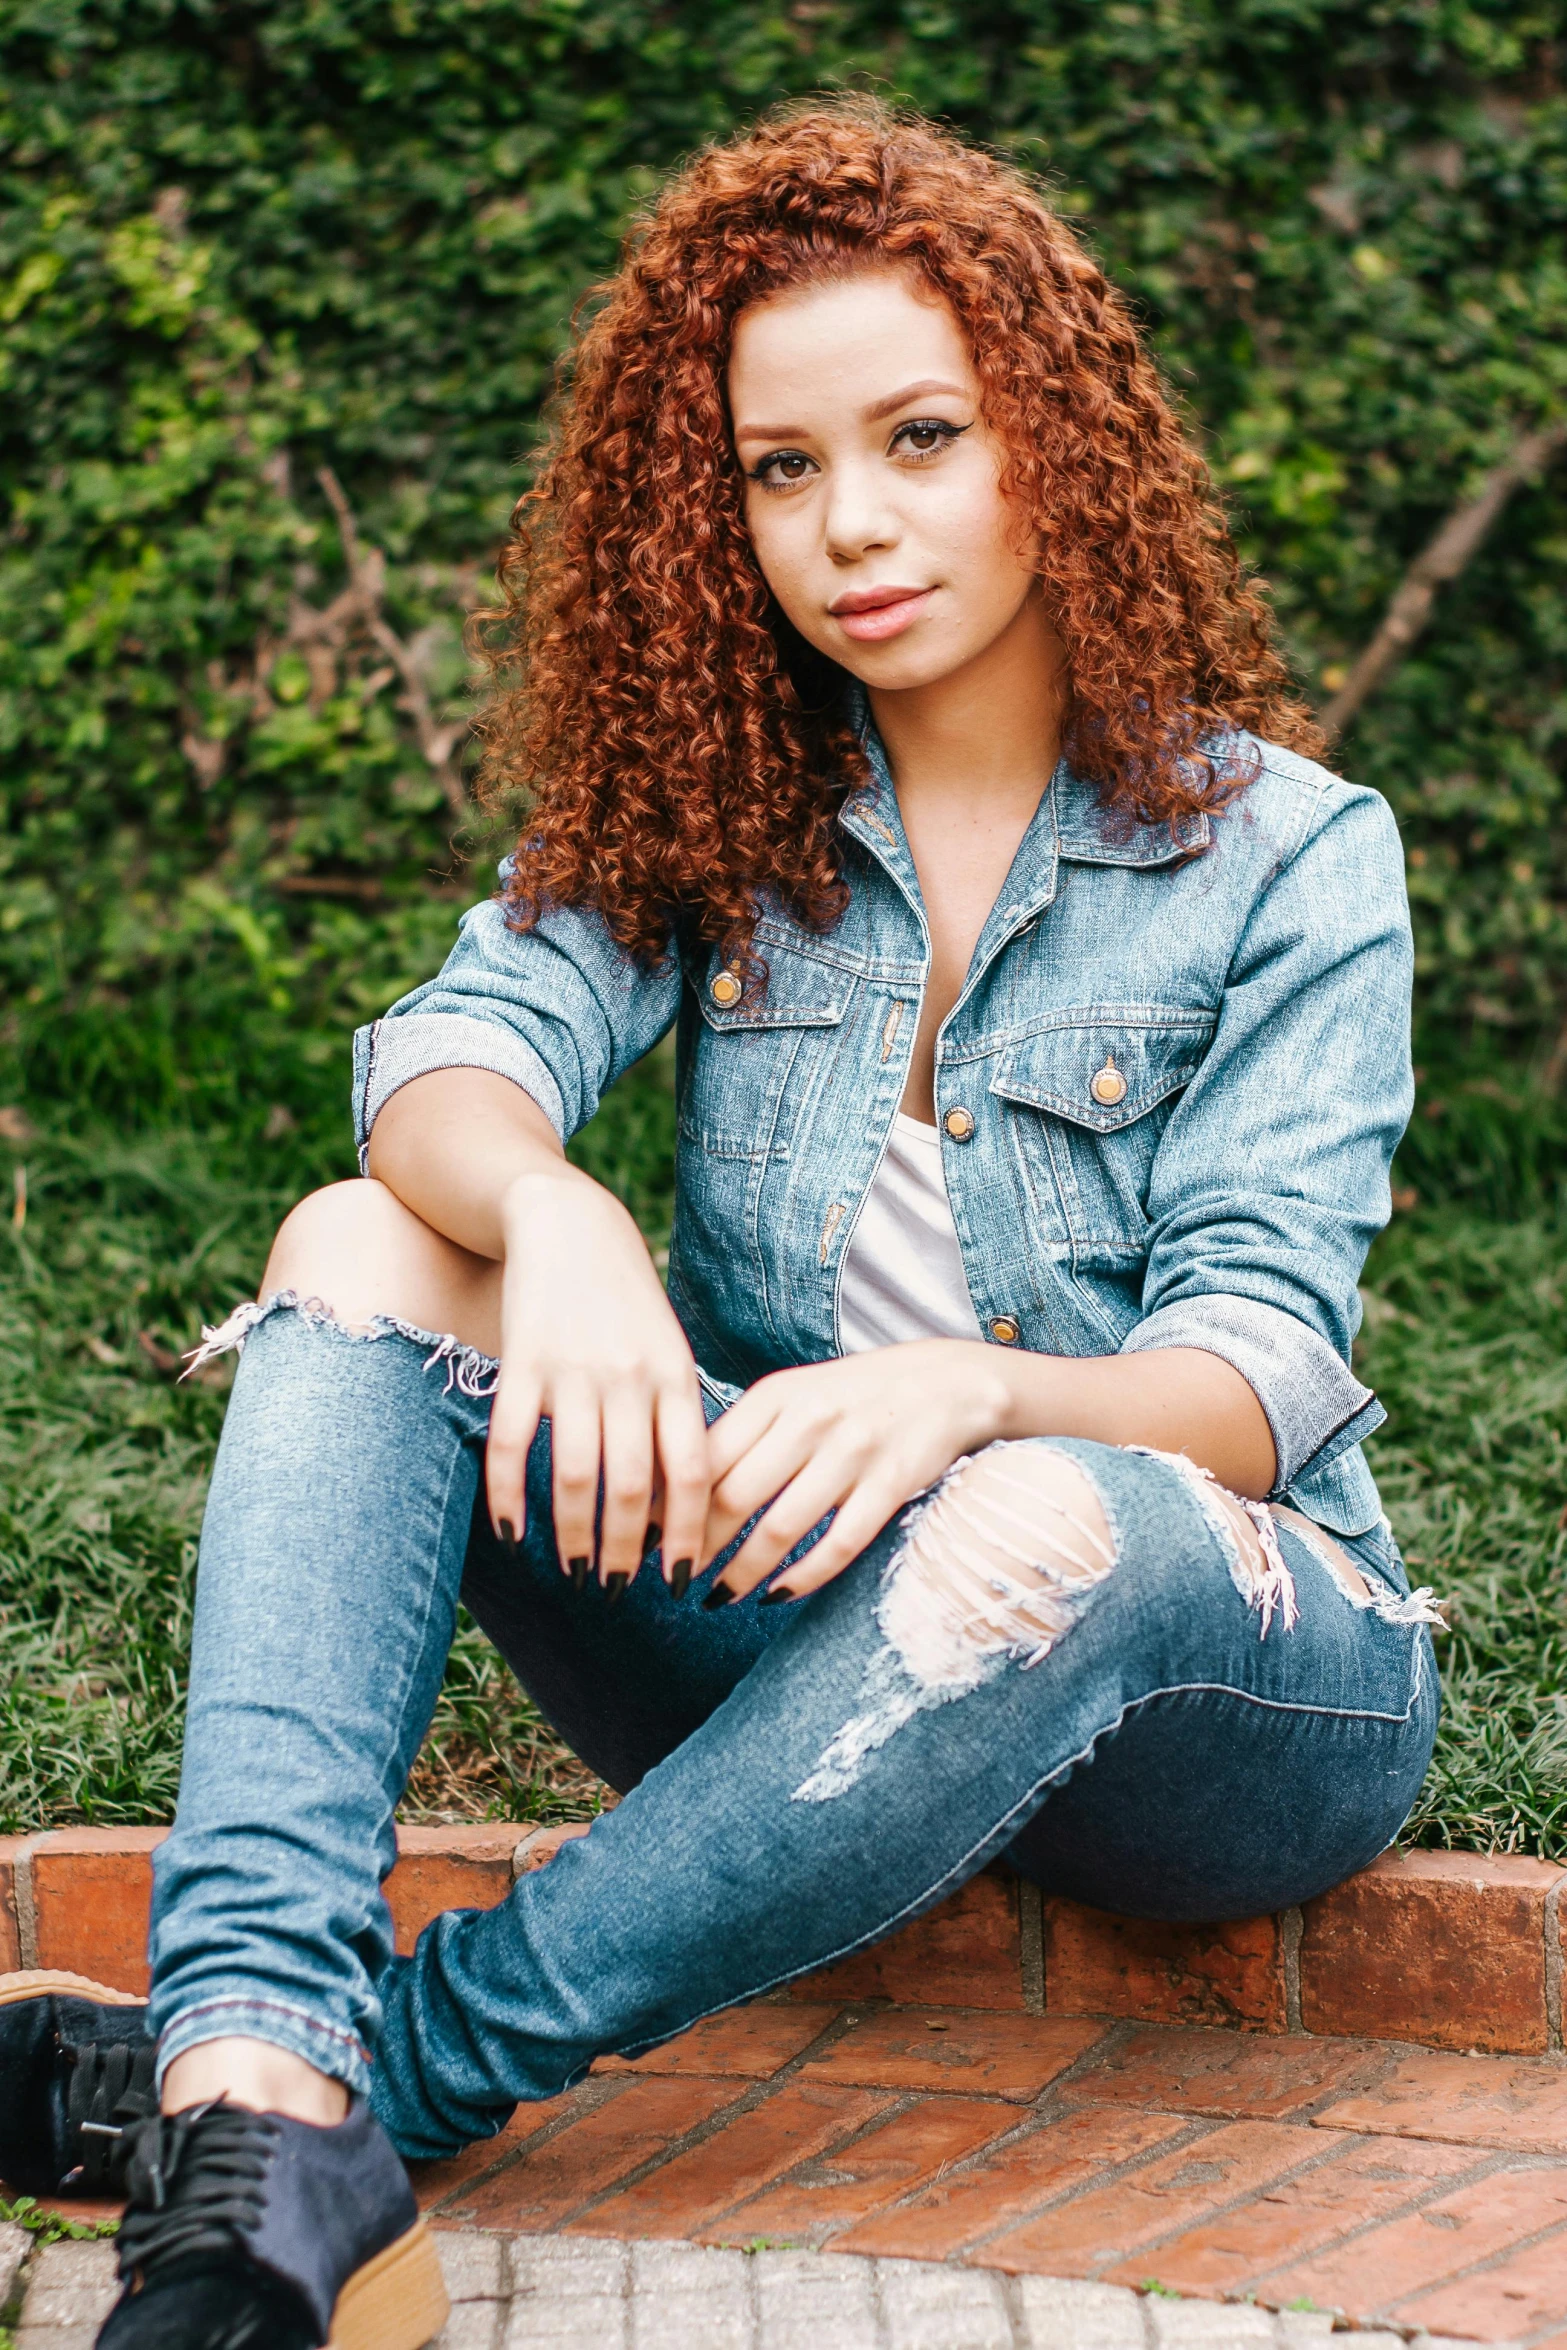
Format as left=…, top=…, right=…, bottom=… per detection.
left=866, top=590, right=1069, bottom=833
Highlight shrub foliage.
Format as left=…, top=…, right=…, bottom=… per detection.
left=3, top=0, right=1566, bottom=1149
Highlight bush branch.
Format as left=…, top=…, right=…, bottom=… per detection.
left=1320, top=422, right=1567, bottom=742
left=316, top=465, right=470, bottom=817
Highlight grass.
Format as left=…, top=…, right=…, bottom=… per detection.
left=0, top=2195, right=117, bottom=2247
left=1, top=1053, right=1564, bottom=1854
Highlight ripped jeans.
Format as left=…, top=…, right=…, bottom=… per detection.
left=148, top=1299, right=1440, bottom=2162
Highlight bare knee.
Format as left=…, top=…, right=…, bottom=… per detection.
left=262, top=1180, right=500, bottom=1353
left=882, top=1444, right=1118, bottom=1691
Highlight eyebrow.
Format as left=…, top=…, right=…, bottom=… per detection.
left=733, top=378, right=972, bottom=442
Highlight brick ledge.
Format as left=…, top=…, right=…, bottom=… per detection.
left=0, top=1826, right=1559, bottom=2058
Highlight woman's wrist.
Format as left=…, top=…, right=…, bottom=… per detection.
left=498, top=1161, right=616, bottom=1249
left=985, top=1346, right=1072, bottom=1446
left=942, top=1340, right=1024, bottom=1451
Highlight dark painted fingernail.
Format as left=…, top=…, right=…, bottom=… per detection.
left=701, top=1579, right=737, bottom=1610
left=604, top=1571, right=630, bottom=1602
left=643, top=1521, right=662, bottom=1554
left=568, top=1555, right=590, bottom=1592
left=497, top=1519, right=519, bottom=1551
left=669, top=1557, right=693, bottom=1600
left=758, top=1584, right=796, bottom=1606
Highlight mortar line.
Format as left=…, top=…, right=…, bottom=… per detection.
left=1017, top=1878, right=1046, bottom=2016
left=13, top=1844, right=37, bottom=1971
left=1544, top=1879, right=1563, bottom=2053
left=1375, top=2202, right=1567, bottom=2333
left=1281, top=1905, right=1304, bottom=2033
left=998, top=2267, right=1032, bottom=2350
left=425, top=2070, right=627, bottom=2213
left=537, top=2002, right=892, bottom=2232
left=916, top=2110, right=1221, bottom=2263
left=1068, top=2131, right=1507, bottom=2296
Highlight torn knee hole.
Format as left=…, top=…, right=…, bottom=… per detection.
left=880, top=1445, right=1118, bottom=1689
left=1135, top=1446, right=1299, bottom=1636
left=1270, top=1504, right=1372, bottom=1603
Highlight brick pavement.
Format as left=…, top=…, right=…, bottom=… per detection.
left=11, top=2004, right=1567, bottom=2342
left=0, top=2228, right=1462, bottom=2348
left=401, top=2004, right=1567, bottom=2345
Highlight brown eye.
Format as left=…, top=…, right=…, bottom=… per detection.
left=749, top=447, right=816, bottom=488
left=890, top=417, right=968, bottom=461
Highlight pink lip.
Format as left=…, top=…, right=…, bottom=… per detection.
left=829, top=586, right=935, bottom=642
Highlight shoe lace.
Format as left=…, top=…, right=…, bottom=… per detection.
left=61, top=2039, right=159, bottom=2195
left=116, top=2103, right=278, bottom=2283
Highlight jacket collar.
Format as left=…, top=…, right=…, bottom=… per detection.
left=1052, top=764, right=1211, bottom=865
left=837, top=687, right=1207, bottom=900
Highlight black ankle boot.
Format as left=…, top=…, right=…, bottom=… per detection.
left=0, top=1970, right=156, bottom=2196
left=98, top=2096, right=449, bottom=2350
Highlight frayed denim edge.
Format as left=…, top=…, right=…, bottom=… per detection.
left=182, top=1288, right=501, bottom=1399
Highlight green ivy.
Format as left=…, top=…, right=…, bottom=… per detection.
left=2, top=1, right=1565, bottom=1149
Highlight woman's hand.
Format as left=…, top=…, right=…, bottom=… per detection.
left=484, top=1167, right=710, bottom=1592
left=701, top=1341, right=1012, bottom=1602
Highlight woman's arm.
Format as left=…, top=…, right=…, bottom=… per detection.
left=989, top=1343, right=1275, bottom=1494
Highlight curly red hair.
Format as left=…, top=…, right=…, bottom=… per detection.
left=476, top=98, right=1322, bottom=962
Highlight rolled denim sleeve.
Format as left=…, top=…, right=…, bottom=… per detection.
left=1121, top=772, right=1413, bottom=1492
left=352, top=892, right=681, bottom=1169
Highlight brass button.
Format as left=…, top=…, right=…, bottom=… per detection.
left=709, top=971, right=742, bottom=1007
left=1089, top=1053, right=1127, bottom=1107
left=943, top=1106, right=976, bottom=1142
left=989, top=1315, right=1021, bottom=1345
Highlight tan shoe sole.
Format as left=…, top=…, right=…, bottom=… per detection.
left=0, top=1970, right=144, bottom=2007
left=329, top=2217, right=450, bottom=2350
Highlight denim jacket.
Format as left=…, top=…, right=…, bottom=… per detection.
left=353, top=721, right=1413, bottom=1538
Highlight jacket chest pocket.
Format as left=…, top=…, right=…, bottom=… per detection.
left=679, top=947, right=853, bottom=1162
left=990, top=1009, right=1214, bottom=1263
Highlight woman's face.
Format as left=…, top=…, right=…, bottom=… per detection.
left=728, top=266, right=1041, bottom=693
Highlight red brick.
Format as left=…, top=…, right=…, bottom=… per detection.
left=570, top=2080, right=893, bottom=2238
left=981, top=2118, right=1335, bottom=2276
left=1397, top=2225, right=1567, bottom=2341
left=26, top=2196, right=123, bottom=2230
left=1062, top=2024, right=1380, bottom=2120
left=1045, top=1900, right=1286, bottom=2031
left=839, top=2105, right=1191, bottom=2259
left=1313, top=2047, right=1567, bottom=2153
left=0, top=1838, right=28, bottom=1972
left=791, top=1868, right=1024, bottom=2010
left=597, top=2003, right=840, bottom=2081
left=702, top=2096, right=1017, bottom=2244
left=513, top=1822, right=592, bottom=1873
left=797, top=2009, right=1104, bottom=2103
left=411, top=2091, right=580, bottom=2209
left=1259, top=2165, right=1567, bottom=2322
left=31, top=1827, right=166, bottom=1995
left=448, top=2075, right=743, bottom=2230
left=384, top=1825, right=516, bottom=1955
left=1300, top=1847, right=1565, bottom=2054
left=1097, top=2130, right=1475, bottom=2294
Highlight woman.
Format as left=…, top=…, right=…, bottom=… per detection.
left=0, top=100, right=1438, bottom=2350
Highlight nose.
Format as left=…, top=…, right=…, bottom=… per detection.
left=822, top=456, right=901, bottom=565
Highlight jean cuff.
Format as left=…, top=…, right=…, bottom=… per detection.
left=155, top=1996, right=372, bottom=2099
left=1120, top=1291, right=1384, bottom=1493
left=353, top=1011, right=567, bottom=1169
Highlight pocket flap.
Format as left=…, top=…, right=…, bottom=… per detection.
left=695, top=947, right=851, bottom=1032
left=990, top=1008, right=1214, bottom=1132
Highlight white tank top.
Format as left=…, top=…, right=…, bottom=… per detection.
left=838, top=1113, right=986, bottom=1353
